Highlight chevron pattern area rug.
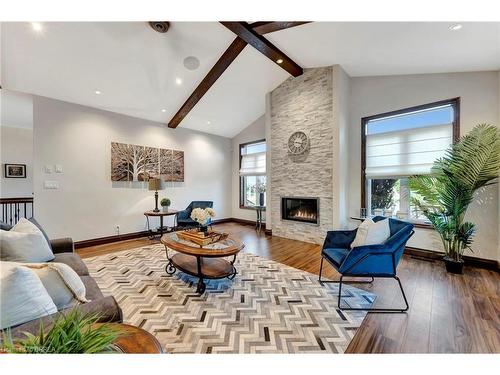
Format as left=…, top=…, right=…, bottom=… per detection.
left=84, top=244, right=375, bottom=353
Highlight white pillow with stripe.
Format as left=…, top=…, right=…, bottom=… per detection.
left=0, top=261, right=58, bottom=329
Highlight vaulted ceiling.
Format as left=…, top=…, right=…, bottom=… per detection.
left=2, top=22, right=499, bottom=137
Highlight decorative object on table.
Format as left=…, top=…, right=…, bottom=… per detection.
left=251, top=181, right=266, bottom=206
left=144, top=209, right=178, bottom=239
left=319, top=216, right=414, bottom=312
left=287, top=131, right=310, bottom=155
left=148, top=178, right=162, bottom=212
left=190, top=207, right=216, bottom=235
left=409, top=124, right=500, bottom=274
left=175, top=201, right=213, bottom=228
left=396, top=211, right=408, bottom=220
left=177, top=229, right=229, bottom=246
left=111, top=142, right=184, bottom=182
left=0, top=308, right=121, bottom=354
left=4, top=164, right=26, bottom=178
left=160, top=198, right=171, bottom=212
left=383, top=208, right=393, bottom=217
left=161, top=232, right=244, bottom=293
left=372, top=208, right=383, bottom=216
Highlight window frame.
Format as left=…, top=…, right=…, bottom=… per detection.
left=239, top=138, right=266, bottom=210
left=360, top=97, right=460, bottom=228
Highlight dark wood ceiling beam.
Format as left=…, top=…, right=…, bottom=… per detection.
left=249, top=21, right=311, bottom=35
left=168, top=37, right=247, bottom=128
left=220, top=22, right=303, bottom=77
left=168, top=21, right=309, bottom=128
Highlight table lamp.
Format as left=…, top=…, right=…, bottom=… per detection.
left=148, top=178, right=162, bottom=212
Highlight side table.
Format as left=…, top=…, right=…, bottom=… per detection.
left=254, top=205, right=266, bottom=231
left=144, top=210, right=178, bottom=239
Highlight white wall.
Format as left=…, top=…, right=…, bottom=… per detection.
left=332, top=65, right=350, bottom=228
left=33, top=96, right=232, bottom=241
left=349, top=71, right=500, bottom=261
left=231, top=115, right=265, bottom=222
left=0, top=126, right=34, bottom=198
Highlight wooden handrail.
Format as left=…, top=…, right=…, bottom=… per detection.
left=0, top=197, right=34, bottom=204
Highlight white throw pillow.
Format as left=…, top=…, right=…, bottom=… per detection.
left=351, top=218, right=391, bottom=248
left=0, top=261, right=58, bottom=329
left=0, top=218, right=54, bottom=262
left=23, top=262, right=89, bottom=310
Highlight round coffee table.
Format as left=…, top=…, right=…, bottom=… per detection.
left=160, top=232, right=244, bottom=294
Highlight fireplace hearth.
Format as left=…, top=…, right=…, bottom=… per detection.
left=281, top=197, right=319, bottom=225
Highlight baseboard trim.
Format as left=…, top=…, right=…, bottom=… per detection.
left=75, top=230, right=150, bottom=249
left=405, top=246, right=499, bottom=271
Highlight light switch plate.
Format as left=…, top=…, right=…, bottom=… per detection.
left=44, top=180, right=59, bottom=189
left=44, top=165, right=53, bottom=174
left=55, top=164, right=63, bottom=173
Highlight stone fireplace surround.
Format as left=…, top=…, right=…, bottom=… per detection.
left=268, top=65, right=348, bottom=244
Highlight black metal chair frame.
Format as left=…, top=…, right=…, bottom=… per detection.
left=319, top=230, right=414, bottom=313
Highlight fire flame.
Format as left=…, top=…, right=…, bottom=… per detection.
left=290, top=209, right=317, bottom=220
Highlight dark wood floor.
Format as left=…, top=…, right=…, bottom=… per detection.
left=77, top=222, right=500, bottom=353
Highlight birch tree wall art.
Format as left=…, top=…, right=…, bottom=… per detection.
left=111, top=142, right=184, bottom=182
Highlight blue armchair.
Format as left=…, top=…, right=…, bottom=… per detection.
left=176, top=201, right=214, bottom=228
left=319, top=216, right=414, bottom=312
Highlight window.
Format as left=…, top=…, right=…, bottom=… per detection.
left=361, top=98, right=460, bottom=223
left=239, top=140, right=266, bottom=208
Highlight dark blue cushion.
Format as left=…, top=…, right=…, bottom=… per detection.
left=322, top=248, right=350, bottom=268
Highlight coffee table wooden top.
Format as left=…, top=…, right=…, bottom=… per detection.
left=161, top=232, right=244, bottom=257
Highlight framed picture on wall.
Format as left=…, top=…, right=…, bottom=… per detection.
left=4, top=164, right=27, bottom=178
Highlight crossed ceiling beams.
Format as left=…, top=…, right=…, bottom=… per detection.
left=168, top=21, right=309, bottom=129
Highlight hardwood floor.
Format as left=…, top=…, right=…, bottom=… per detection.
left=77, top=222, right=500, bottom=354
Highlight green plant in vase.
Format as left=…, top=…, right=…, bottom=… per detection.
left=160, top=198, right=171, bottom=212
left=409, top=124, right=500, bottom=274
left=1, top=308, right=121, bottom=354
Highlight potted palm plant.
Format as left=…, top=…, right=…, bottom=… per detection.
left=409, top=124, right=500, bottom=274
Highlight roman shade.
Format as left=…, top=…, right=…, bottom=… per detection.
left=365, top=123, right=453, bottom=178
left=239, top=151, right=266, bottom=176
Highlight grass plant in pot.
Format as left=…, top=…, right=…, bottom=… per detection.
left=160, top=198, right=171, bottom=212
left=409, top=124, right=500, bottom=274
left=1, top=309, right=121, bottom=354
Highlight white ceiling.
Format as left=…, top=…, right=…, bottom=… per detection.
left=2, top=22, right=499, bottom=137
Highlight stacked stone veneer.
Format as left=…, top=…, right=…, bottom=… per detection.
left=270, top=67, right=334, bottom=244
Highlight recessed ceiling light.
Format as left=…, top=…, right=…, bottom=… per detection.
left=183, top=56, right=200, bottom=71
left=94, top=90, right=101, bottom=95
left=449, top=24, right=462, bottom=31
left=276, top=58, right=284, bottom=64
left=161, top=109, right=167, bottom=113
left=175, top=78, right=183, bottom=85
left=207, top=121, right=211, bottom=125
left=31, top=22, right=43, bottom=32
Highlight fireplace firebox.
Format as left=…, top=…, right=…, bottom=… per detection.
left=281, top=197, right=319, bottom=225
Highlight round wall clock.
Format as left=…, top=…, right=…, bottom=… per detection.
left=287, top=131, right=309, bottom=155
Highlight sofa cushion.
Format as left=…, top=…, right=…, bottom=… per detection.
left=23, top=262, right=89, bottom=310
left=0, top=218, right=55, bottom=262
left=53, top=253, right=89, bottom=276
left=28, top=217, right=53, bottom=250
left=0, top=262, right=58, bottom=329
left=81, top=275, right=104, bottom=300
left=10, top=296, right=123, bottom=339
left=322, top=248, right=350, bottom=268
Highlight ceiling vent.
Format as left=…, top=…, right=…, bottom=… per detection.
left=149, top=22, right=170, bottom=33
